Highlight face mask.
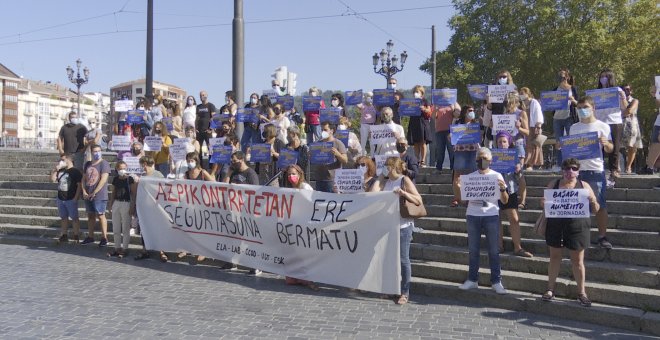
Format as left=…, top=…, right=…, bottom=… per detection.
left=477, top=158, right=490, bottom=170
left=93, top=152, right=102, bottom=161
left=577, top=108, right=592, bottom=119
left=154, top=129, right=162, bottom=134
left=118, top=169, right=127, bottom=177
left=154, top=99, right=159, bottom=105
left=331, top=99, right=339, bottom=107
left=388, top=84, right=396, bottom=89
left=222, top=111, right=229, bottom=115
left=599, top=76, right=609, bottom=86
left=467, top=111, right=476, bottom=120
left=138, top=106, right=145, bottom=111
left=557, top=75, right=566, bottom=82
left=519, top=95, right=528, bottom=101
left=90, top=124, right=97, bottom=129
left=262, top=131, right=268, bottom=139
left=212, top=132, right=217, bottom=138
left=70, top=118, right=79, bottom=125
left=396, top=144, right=407, bottom=153
left=274, top=110, right=281, bottom=116
left=563, top=168, right=579, bottom=180
left=132, top=148, right=141, bottom=156
left=414, top=92, right=422, bottom=99
left=337, top=124, right=347, bottom=131
left=187, top=99, right=194, bottom=105
left=365, top=97, right=373, bottom=105
left=358, top=165, right=367, bottom=174
left=57, top=160, right=67, bottom=169
left=310, top=92, right=318, bottom=97
left=250, top=98, right=258, bottom=105
left=273, top=85, right=279, bottom=90
left=288, top=174, right=299, bottom=185
left=321, top=131, right=330, bottom=140
left=231, top=163, right=242, bottom=171
left=498, top=77, right=508, bottom=85
left=187, top=162, right=196, bottom=169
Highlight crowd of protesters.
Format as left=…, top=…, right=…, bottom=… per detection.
left=53, top=70, right=660, bottom=307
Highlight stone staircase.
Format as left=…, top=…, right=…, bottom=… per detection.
left=0, top=149, right=658, bottom=336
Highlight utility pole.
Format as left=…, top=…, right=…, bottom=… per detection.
left=145, top=0, right=154, bottom=101
left=429, top=25, right=437, bottom=166
left=233, top=0, right=244, bottom=140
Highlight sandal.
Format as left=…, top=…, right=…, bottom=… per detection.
left=450, top=199, right=460, bottom=208
left=159, top=252, right=169, bottom=263
left=396, top=294, right=409, bottom=305
left=541, top=289, right=554, bottom=301
left=518, top=203, right=527, bottom=210
left=117, top=251, right=127, bottom=259
left=134, top=252, right=150, bottom=260
left=577, top=293, right=592, bottom=307
left=307, top=283, right=321, bottom=292
left=107, top=250, right=120, bottom=258
left=514, top=249, right=533, bottom=258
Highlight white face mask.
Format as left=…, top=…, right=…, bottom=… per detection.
left=310, top=92, right=318, bottom=97
left=118, top=169, right=127, bottom=177
left=154, top=99, right=159, bottom=105
left=414, top=92, right=422, bottom=99
left=358, top=165, right=367, bottom=174
left=187, top=162, right=196, bottom=169
left=70, top=118, right=79, bottom=125
left=187, top=99, right=194, bottom=105
left=138, top=106, right=145, bottom=111
left=331, top=99, right=339, bottom=107
left=337, top=124, right=347, bottom=131
left=519, top=95, right=528, bottom=101
left=321, top=131, right=330, bottom=140
left=498, top=77, right=508, bottom=85
left=250, top=98, right=258, bottom=105
left=211, top=132, right=217, bottom=138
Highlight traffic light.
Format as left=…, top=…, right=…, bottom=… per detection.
left=287, top=72, right=297, bottom=95
left=272, top=66, right=288, bottom=95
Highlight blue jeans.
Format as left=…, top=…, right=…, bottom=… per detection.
left=435, top=130, right=454, bottom=170
left=466, top=215, right=501, bottom=284
left=306, top=124, right=322, bottom=145
left=554, top=118, right=574, bottom=166
left=400, top=225, right=413, bottom=295
left=156, top=163, right=170, bottom=177
left=241, top=125, right=262, bottom=151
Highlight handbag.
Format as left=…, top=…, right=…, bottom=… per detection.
left=399, top=177, right=427, bottom=218
left=534, top=213, right=547, bottom=237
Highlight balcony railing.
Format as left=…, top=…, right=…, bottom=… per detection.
left=0, top=137, right=57, bottom=150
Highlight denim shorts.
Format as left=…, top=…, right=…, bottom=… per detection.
left=57, top=199, right=79, bottom=220
left=453, top=150, right=477, bottom=173
left=651, top=125, right=660, bottom=144
left=578, top=171, right=607, bottom=209
left=85, top=200, right=108, bottom=214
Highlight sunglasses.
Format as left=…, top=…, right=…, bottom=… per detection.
left=563, top=166, right=579, bottom=171
left=358, top=163, right=367, bottom=166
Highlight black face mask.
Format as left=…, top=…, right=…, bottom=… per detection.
left=477, top=159, right=491, bottom=170
left=262, top=131, right=267, bottom=139
left=132, top=149, right=142, bottom=155
left=231, top=163, right=242, bottom=171
left=396, top=144, right=407, bottom=153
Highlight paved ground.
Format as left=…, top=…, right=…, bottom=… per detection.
left=0, top=244, right=652, bottom=340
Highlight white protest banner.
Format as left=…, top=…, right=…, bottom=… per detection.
left=123, top=156, right=142, bottom=174
left=369, top=124, right=396, bottom=145
left=111, top=135, right=131, bottom=151
left=169, top=143, right=188, bottom=162
left=544, top=189, right=590, bottom=218
left=374, top=153, right=398, bottom=176
left=460, top=173, right=499, bottom=201
left=487, top=85, right=516, bottom=104
left=143, top=136, right=163, bottom=152
left=334, top=169, right=364, bottom=193
left=173, top=137, right=191, bottom=146
left=492, top=114, right=518, bottom=136
left=136, top=178, right=401, bottom=294
left=114, top=99, right=134, bottom=112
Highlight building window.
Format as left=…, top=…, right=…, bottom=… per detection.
left=5, top=82, right=18, bottom=89
left=4, top=109, right=17, bottom=116
left=4, top=95, right=18, bottom=103
left=5, top=122, right=17, bottom=130
left=136, top=88, right=143, bottom=94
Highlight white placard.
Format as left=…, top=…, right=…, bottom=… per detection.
left=173, top=137, right=192, bottom=146
left=544, top=189, right=590, bottom=218
left=114, top=99, right=134, bottom=112
left=369, top=124, right=397, bottom=145
left=136, top=177, right=401, bottom=294
left=460, top=173, right=499, bottom=201
left=123, top=156, right=142, bottom=174
left=492, top=114, right=518, bottom=136
left=208, top=137, right=226, bottom=154
left=262, top=89, right=279, bottom=102
left=334, top=169, right=364, bottom=193
left=374, top=153, right=399, bottom=176
left=143, top=136, right=163, bottom=152
left=487, top=85, right=516, bottom=104
left=169, top=143, right=188, bottom=162
left=111, top=135, right=131, bottom=151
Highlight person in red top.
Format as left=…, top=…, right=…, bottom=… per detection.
left=304, top=86, right=325, bottom=145
left=434, top=100, right=461, bottom=173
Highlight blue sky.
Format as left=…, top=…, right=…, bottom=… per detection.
left=1, top=0, right=455, bottom=102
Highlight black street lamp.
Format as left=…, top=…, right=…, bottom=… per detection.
left=66, top=59, right=90, bottom=116
left=372, top=39, right=408, bottom=86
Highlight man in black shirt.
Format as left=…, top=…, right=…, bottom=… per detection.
left=227, top=151, right=259, bottom=184
left=57, top=111, right=88, bottom=171
left=50, top=153, right=83, bottom=243
left=196, top=90, right=216, bottom=151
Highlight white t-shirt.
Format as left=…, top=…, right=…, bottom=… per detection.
left=465, top=169, right=506, bottom=217
left=372, top=122, right=406, bottom=156
left=270, top=116, right=291, bottom=145
left=528, top=98, right=544, bottom=126
left=383, top=176, right=413, bottom=228
left=569, top=120, right=611, bottom=171
left=182, top=106, right=196, bottom=128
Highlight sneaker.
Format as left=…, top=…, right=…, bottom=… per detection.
left=249, top=269, right=262, bottom=276
left=220, top=263, right=238, bottom=271
left=606, top=178, right=616, bottom=189
left=458, top=280, right=478, bottom=290
left=637, top=167, right=655, bottom=175
left=80, top=237, right=95, bottom=245
left=58, top=234, right=68, bottom=243
left=492, top=282, right=507, bottom=295
left=98, top=238, right=108, bottom=247
left=597, top=236, right=613, bottom=249
left=129, top=228, right=136, bottom=236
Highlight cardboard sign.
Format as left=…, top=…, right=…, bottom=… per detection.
left=374, top=153, right=398, bottom=176
left=302, top=96, right=322, bottom=111
left=309, top=142, right=335, bottom=165
left=172, top=137, right=191, bottom=146
left=278, top=95, right=294, bottom=111
left=467, top=84, right=487, bottom=101
left=208, top=137, right=227, bottom=154
left=111, top=135, right=131, bottom=151
left=169, top=143, right=188, bottom=162
left=345, top=90, right=363, bottom=106
left=560, top=132, right=602, bottom=160
left=398, top=99, right=421, bottom=117
left=487, top=85, right=516, bottom=104
left=373, top=89, right=395, bottom=106
left=210, top=145, right=232, bottom=164
left=114, top=99, right=134, bottom=112
left=126, top=110, right=145, bottom=125
left=237, top=108, right=259, bottom=124
left=336, top=130, right=349, bottom=148
left=334, top=169, right=364, bottom=193
left=460, top=173, right=500, bottom=201
left=143, top=136, right=163, bottom=152
left=161, top=117, right=173, bottom=132
left=490, top=149, right=518, bottom=174
left=492, top=114, right=518, bottom=136
left=210, top=114, right=230, bottom=129
left=277, top=149, right=299, bottom=169
left=123, top=156, right=142, bottom=174
left=585, top=88, right=621, bottom=110
left=539, top=90, right=569, bottom=111
left=369, top=124, right=397, bottom=145
left=320, top=108, right=342, bottom=125
left=250, top=143, right=272, bottom=163
left=262, top=89, right=279, bottom=101
left=450, top=123, right=481, bottom=145
left=544, top=189, right=590, bottom=218
left=432, top=89, right=457, bottom=106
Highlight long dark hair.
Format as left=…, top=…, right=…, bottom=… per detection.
left=598, top=68, right=616, bottom=88
left=459, top=105, right=475, bottom=124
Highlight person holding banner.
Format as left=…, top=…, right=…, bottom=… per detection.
left=551, top=68, right=579, bottom=170
left=133, top=156, right=167, bottom=261
left=338, top=117, right=361, bottom=167
left=458, top=147, right=509, bottom=295
left=257, top=124, right=285, bottom=186
left=151, top=122, right=172, bottom=177
left=240, top=93, right=262, bottom=152
left=372, top=107, right=405, bottom=156
left=355, top=156, right=377, bottom=191
left=304, top=87, right=325, bottom=145
left=621, top=84, right=642, bottom=174
left=211, top=134, right=239, bottom=182
left=106, top=161, right=137, bottom=259
left=434, top=99, right=460, bottom=173
left=270, top=103, right=291, bottom=145
left=519, top=87, right=545, bottom=170
left=541, top=158, right=599, bottom=307
left=450, top=106, right=480, bottom=207
left=370, top=157, right=423, bottom=305
left=392, top=91, right=403, bottom=124
left=407, top=85, right=433, bottom=167
left=182, top=95, right=197, bottom=129
left=357, top=91, right=377, bottom=155
left=313, top=122, right=348, bottom=192
left=569, top=96, right=614, bottom=249
left=595, top=69, right=628, bottom=181
left=286, top=126, right=309, bottom=175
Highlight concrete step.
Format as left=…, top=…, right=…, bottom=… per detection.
left=0, top=162, right=58, bottom=169
left=0, top=175, right=52, bottom=182
left=0, top=223, right=138, bottom=244
left=0, top=168, right=58, bottom=176
left=0, top=205, right=113, bottom=218
left=410, top=277, right=660, bottom=336
left=410, top=243, right=659, bottom=290
left=0, top=181, right=57, bottom=190
left=413, top=229, right=660, bottom=268
left=0, top=189, right=58, bottom=198
left=0, top=213, right=113, bottom=229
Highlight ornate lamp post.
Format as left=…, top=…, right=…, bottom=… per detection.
left=372, top=39, right=408, bottom=86
left=66, top=59, right=90, bottom=116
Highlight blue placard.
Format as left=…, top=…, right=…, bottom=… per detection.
left=373, top=89, right=395, bottom=106
left=250, top=143, right=272, bottom=163
left=560, top=132, right=602, bottom=160
left=432, top=89, right=458, bottom=106
left=450, top=123, right=481, bottom=145
left=539, top=90, right=569, bottom=111
left=399, top=98, right=421, bottom=116
left=302, top=96, right=322, bottom=111
left=126, top=110, right=144, bottom=125
left=161, top=117, right=173, bottom=132
left=210, top=114, right=230, bottom=129
left=490, top=149, right=518, bottom=174
left=585, top=88, right=621, bottom=110
left=467, top=84, right=487, bottom=101
left=277, top=149, right=299, bottom=169
left=210, top=145, right=233, bottom=164
left=320, top=108, right=342, bottom=124
left=309, top=142, right=335, bottom=165
left=336, top=130, right=349, bottom=148
left=237, top=108, right=259, bottom=124
left=345, top=90, right=363, bottom=106
left=278, top=95, right=294, bottom=111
